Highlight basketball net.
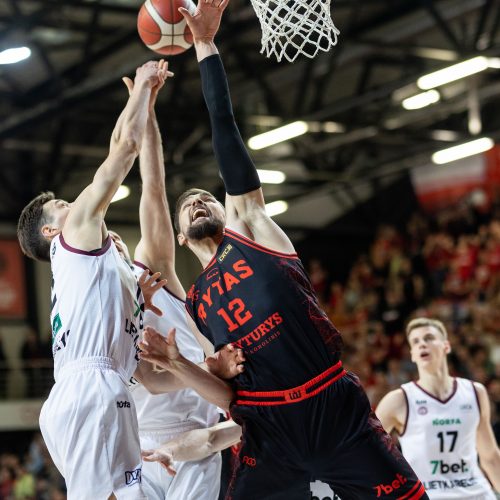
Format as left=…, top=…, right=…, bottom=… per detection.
left=249, top=0, right=339, bottom=62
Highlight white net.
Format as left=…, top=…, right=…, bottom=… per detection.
left=249, top=0, right=340, bottom=63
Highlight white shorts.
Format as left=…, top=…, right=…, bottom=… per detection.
left=139, top=425, right=221, bottom=500
left=39, top=358, right=146, bottom=499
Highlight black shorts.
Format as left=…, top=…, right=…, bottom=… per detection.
left=226, top=371, right=428, bottom=500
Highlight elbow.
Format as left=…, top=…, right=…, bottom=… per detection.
left=112, top=131, right=142, bottom=157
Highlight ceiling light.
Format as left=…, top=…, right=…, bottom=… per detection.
left=257, top=169, right=286, bottom=184
left=0, top=46, right=31, bottom=64
left=248, top=121, right=309, bottom=150
left=432, top=137, right=494, bottom=165
left=265, top=200, right=288, bottom=217
left=488, top=58, right=500, bottom=69
left=111, top=185, right=130, bottom=203
left=402, top=90, right=440, bottom=110
left=417, top=56, right=489, bottom=90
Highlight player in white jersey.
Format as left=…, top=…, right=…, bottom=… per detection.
left=111, top=74, right=222, bottom=500
left=376, top=318, right=500, bottom=499
left=16, top=60, right=172, bottom=499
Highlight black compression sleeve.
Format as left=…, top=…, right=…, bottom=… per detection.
left=199, top=54, right=261, bottom=196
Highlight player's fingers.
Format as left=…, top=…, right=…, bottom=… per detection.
left=224, top=343, right=234, bottom=352
left=237, top=364, right=245, bottom=373
left=161, top=463, right=177, bottom=476
left=122, top=77, right=133, bottom=95
left=166, top=328, right=177, bottom=345
left=151, top=278, right=168, bottom=291
left=219, top=0, right=229, bottom=9
left=178, top=6, right=193, bottom=20
left=149, top=305, right=163, bottom=317
left=235, top=349, right=246, bottom=362
left=138, top=269, right=149, bottom=285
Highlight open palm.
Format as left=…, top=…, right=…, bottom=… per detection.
left=179, top=0, right=230, bottom=43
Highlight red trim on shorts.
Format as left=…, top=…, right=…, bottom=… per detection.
left=397, top=480, right=425, bottom=500
left=235, top=362, right=346, bottom=406
left=225, top=228, right=299, bottom=259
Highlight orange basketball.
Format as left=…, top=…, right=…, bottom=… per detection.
left=137, top=0, right=196, bottom=55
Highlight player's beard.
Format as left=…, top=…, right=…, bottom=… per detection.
left=187, top=217, right=224, bottom=241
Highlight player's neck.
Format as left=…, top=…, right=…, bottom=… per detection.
left=189, top=234, right=224, bottom=268
left=417, top=364, right=453, bottom=400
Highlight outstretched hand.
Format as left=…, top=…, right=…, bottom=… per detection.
left=138, top=270, right=168, bottom=316
left=123, top=59, right=174, bottom=110
left=142, top=447, right=176, bottom=476
left=178, top=0, right=229, bottom=43
left=206, top=343, right=245, bottom=380
left=139, top=327, right=182, bottom=371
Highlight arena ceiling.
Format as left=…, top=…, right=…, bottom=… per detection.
left=1, top=0, right=500, bottom=237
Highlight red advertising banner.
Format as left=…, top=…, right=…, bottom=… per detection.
left=0, top=240, right=27, bottom=319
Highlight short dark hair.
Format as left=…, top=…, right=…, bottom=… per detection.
left=17, top=191, right=55, bottom=261
left=174, top=188, right=215, bottom=233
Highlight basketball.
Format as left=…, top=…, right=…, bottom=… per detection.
left=137, top=0, right=196, bottom=56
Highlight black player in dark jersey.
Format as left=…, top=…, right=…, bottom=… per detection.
left=139, top=0, right=429, bottom=498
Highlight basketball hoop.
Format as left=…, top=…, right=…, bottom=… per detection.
left=249, top=0, right=339, bottom=63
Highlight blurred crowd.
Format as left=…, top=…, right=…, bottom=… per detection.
left=308, top=202, right=500, bottom=443
left=0, top=434, right=65, bottom=500
left=1, top=199, right=500, bottom=499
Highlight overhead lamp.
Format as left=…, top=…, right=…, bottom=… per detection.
left=111, top=185, right=130, bottom=203
left=417, top=56, right=489, bottom=90
left=432, top=137, right=494, bottom=165
left=248, top=121, right=309, bottom=150
left=265, top=200, right=288, bottom=217
left=488, top=58, right=500, bottom=69
left=0, top=46, right=31, bottom=64
left=402, top=90, right=440, bottom=110
left=257, top=169, right=286, bottom=184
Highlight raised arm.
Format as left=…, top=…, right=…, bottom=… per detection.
left=474, top=382, right=500, bottom=492
left=130, top=66, right=185, bottom=299
left=142, top=420, right=242, bottom=475
left=63, top=61, right=170, bottom=251
left=179, top=0, right=295, bottom=253
left=375, top=389, right=406, bottom=435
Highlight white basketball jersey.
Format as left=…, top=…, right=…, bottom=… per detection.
left=50, top=234, right=143, bottom=381
left=399, top=378, right=495, bottom=500
left=131, top=263, right=219, bottom=432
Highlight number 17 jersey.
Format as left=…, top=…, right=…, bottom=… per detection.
left=185, top=228, right=343, bottom=392
left=399, top=378, right=495, bottom=499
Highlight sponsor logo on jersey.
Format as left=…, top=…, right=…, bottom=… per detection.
left=373, top=474, right=407, bottom=497
left=432, top=418, right=462, bottom=426
left=424, top=478, right=477, bottom=491
left=52, top=313, right=62, bottom=340
left=242, top=455, right=256, bottom=467
left=116, top=401, right=131, bottom=408
left=125, top=467, right=141, bottom=485
left=206, top=268, right=219, bottom=281
left=195, top=259, right=254, bottom=324
left=417, top=406, right=428, bottom=415
left=53, top=329, right=70, bottom=355
left=124, top=318, right=141, bottom=362
left=218, top=244, right=233, bottom=263
left=52, top=244, right=56, bottom=257
left=232, top=311, right=283, bottom=351
left=416, top=399, right=427, bottom=405
left=430, top=459, right=468, bottom=475
left=459, top=403, right=472, bottom=411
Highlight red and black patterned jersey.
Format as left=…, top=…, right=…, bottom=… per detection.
left=186, top=229, right=343, bottom=392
